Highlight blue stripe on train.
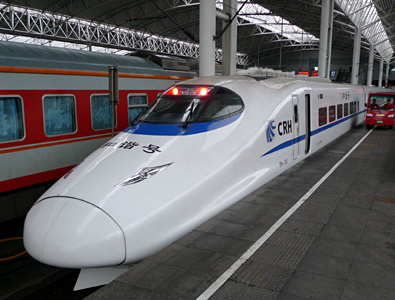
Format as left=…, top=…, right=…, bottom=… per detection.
left=261, top=110, right=365, bottom=157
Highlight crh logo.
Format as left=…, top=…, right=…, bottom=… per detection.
left=267, top=120, right=276, bottom=142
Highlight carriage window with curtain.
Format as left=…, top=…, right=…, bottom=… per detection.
left=91, top=95, right=115, bottom=130
left=0, top=96, right=24, bottom=142
left=43, top=95, right=76, bottom=136
left=128, top=94, right=148, bottom=123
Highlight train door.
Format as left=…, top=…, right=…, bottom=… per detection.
left=305, top=94, right=311, bottom=154
left=292, top=95, right=300, bottom=159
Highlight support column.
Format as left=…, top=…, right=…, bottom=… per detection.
left=318, top=0, right=334, bottom=78
left=351, top=27, right=361, bottom=85
left=366, top=43, right=374, bottom=86
left=222, top=0, right=237, bottom=76
left=378, top=57, right=383, bottom=87
left=385, top=61, right=390, bottom=87
left=199, top=0, right=216, bottom=77
left=326, top=0, right=334, bottom=78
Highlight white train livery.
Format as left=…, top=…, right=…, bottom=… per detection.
left=24, top=70, right=380, bottom=289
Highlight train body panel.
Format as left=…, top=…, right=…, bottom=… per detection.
left=1, top=135, right=111, bottom=186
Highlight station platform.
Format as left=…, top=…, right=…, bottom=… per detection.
left=86, top=125, right=395, bottom=300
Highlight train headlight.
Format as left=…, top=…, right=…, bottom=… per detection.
left=366, top=113, right=373, bottom=117
left=388, top=114, right=395, bottom=118
left=116, top=163, right=173, bottom=186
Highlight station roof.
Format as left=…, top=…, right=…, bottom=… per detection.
left=0, top=0, right=393, bottom=66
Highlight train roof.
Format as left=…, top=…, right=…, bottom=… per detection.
left=0, top=41, right=195, bottom=77
left=181, top=73, right=339, bottom=91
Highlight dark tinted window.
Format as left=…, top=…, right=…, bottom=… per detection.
left=329, top=105, right=335, bottom=122
left=344, top=103, right=349, bottom=116
left=138, top=86, right=243, bottom=124
left=319, top=107, right=327, bottom=126
left=337, top=104, right=343, bottom=119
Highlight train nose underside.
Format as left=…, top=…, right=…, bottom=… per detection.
left=23, top=196, right=126, bottom=269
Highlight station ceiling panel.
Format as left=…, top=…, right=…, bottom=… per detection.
left=0, top=0, right=393, bottom=65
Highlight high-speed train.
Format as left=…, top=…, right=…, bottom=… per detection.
left=0, top=41, right=194, bottom=222
left=23, top=68, right=383, bottom=289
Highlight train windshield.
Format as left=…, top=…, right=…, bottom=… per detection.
left=136, top=85, right=244, bottom=124
left=368, top=94, right=395, bottom=111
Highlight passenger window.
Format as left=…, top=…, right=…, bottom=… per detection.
left=329, top=105, right=336, bottom=122
left=91, top=95, right=114, bottom=130
left=0, top=96, right=24, bottom=142
left=344, top=103, right=349, bottom=116
left=319, top=107, right=327, bottom=126
left=337, top=104, right=343, bottom=119
left=43, top=95, right=76, bottom=136
left=128, top=94, right=148, bottom=123
left=350, top=102, right=355, bottom=114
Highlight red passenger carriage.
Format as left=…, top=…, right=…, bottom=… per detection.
left=0, top=41, right=194, bottom=221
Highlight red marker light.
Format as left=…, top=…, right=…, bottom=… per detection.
left=199, top=87, right=208, bottom=96
left=172, top=87, right=179, bottom=95
left=165, top=86, right=213, bottom=96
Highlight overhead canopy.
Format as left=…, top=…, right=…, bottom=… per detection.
left=0, top=0, right=393, bottom=66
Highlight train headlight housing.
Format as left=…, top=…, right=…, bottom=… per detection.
left=366, top=113, right=373, bottom=117
left=116, top=163, right=173, bottom=186
left=388, top=114, right=395, bottom=118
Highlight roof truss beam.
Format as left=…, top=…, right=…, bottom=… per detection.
left=0, top=3, right=249, bottom=65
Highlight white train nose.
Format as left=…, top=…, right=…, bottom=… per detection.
left=23, top=197, right=126, bottom=268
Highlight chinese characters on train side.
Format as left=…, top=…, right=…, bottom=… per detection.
left=101, top=141, right=162, bottom=154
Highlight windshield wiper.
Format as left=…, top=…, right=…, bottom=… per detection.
left=181, top=102, right=196, bottom=129
left=131, top=108, right=148, bottom=126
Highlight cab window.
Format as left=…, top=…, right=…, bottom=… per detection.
left=138, top=86, right=243, bottom=124
left=199, top=88, right=243, bottom=122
